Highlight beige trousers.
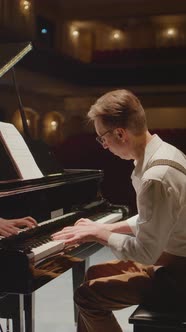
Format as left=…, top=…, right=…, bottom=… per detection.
left=74, top=259, right=186, bottom=332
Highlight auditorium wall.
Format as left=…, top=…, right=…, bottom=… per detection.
left=0, top=85, right=186, bottom=145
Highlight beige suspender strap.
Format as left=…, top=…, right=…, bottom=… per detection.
left=146, top=159, right=186, bottom=176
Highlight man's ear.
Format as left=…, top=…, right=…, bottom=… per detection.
left=115, top=128, right=125, bottom=139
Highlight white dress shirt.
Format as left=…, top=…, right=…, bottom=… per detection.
left=108, top=135, right=186, bottom=265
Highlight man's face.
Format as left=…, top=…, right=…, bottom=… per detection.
left=94, top=117, right=132, bottom=160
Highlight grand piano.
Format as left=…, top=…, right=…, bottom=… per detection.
left=0, top=42, right=129, bottom=332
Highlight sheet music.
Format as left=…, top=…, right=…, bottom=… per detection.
left=0, top=122, right=43, bottom=179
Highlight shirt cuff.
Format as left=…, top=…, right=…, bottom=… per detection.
left=108, top=232, right=131, bottom=261
left=126, top=214, right=138, bottom=235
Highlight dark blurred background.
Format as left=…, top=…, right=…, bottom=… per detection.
left=0, top=0, right=186, bottom=214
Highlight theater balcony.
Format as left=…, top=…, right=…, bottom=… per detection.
left=20, top=44, right=186, bottom=87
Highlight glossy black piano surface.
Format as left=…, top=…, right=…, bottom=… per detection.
left=0, top=169, right=103, bottom=220
left=0, top=169, right=128, bottom=294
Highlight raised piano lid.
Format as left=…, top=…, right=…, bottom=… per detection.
left=0, top=169, right=104, bottom=198
left=0, top=42, right=32, bottom=78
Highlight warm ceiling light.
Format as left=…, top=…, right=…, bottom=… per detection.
left=20, top=0, right=31, bottom=12
left=166, top=28, right=176, bottom=36
left=72, top=30, right=79, bottom=37
left=50, top=120, right=58, bottom=130
left=113, top=32, right=120, bottom=40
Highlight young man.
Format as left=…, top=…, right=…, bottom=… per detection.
left=0, top=216, right=37, bottom=237
left=53, top=89, right=186, bottom=332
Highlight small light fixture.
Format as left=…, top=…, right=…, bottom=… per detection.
left=113, top=31, right=121, bottom=40
left=166, top=28, right=176, bottom=37
left=41, top=28, right=48, bottom=34
left=20, top=0, right=31, bottom=12
left=72, top=30, right=79, bottom=38
left=50, top=120, right=58, bottom=131
left=26, top=118, right=30, bottom=126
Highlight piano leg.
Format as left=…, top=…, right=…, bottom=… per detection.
left=11, top=295, right=24, bottom=332
left=72, top=258, right=90, bottom=324
left=24, top=294, right=35, bottom=332
left=12, top=294, right=34, bottom=332
left=12, top=317, right=21, bottom=332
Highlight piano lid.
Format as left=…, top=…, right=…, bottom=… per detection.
left=0, top=168, right=104, bottom=198
left=0, top=41, right=63, bottom=176
left=0, top=42, right=32, bottom=78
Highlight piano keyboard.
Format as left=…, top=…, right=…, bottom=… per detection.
left=32, top=211, right=123, bottom=263
left=31, top=213, right=75, bottom=262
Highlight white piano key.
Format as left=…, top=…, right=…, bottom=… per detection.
left=95, top=212, right=123, bottom=224
left=32, top=240, right=65, bottom=262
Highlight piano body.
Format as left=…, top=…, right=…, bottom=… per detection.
left=0, top=169, right=128, bottom=294
left=0, top=42, right=129, bottom=331
left=0, top=169, right=128, bottom=332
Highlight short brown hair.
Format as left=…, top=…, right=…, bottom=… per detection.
left=88, top=89, right=147, bottom=135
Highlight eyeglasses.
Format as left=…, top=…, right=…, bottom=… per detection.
left=96, top=129, right=112, bottom=145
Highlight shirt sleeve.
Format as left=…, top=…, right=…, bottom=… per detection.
left=108, top=179, right=178, bottom=264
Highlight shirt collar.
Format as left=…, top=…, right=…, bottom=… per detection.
left=133, top=134, right=163, bottom=177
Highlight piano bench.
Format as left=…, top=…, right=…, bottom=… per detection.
left=129, top=305, right=186, bottom=332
